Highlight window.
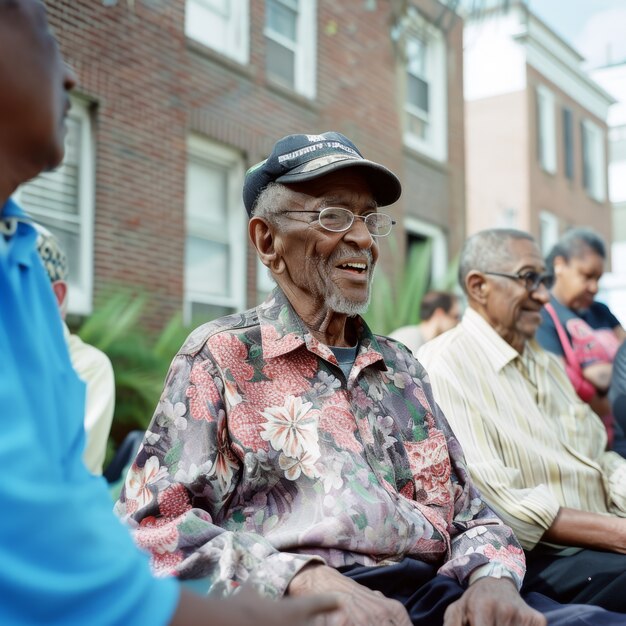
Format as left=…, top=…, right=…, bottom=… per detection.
left=185, top=0, right=249, bottom=65
left=264, top=0, right=316, bottom=99
left=184, top=136, right=246, bottom=324
left=14, top=96, right=95, bottom=315
left=539, top=211, right=559, bottom=255
left=562, top=107, right=574, bottom=180
left=581, top=119, right=607, bottom=202
left=403, top=19, right=447, bottom=162
left=404, top=217, right=448, bottom=287
left=536, top=85, right=556, bottom=174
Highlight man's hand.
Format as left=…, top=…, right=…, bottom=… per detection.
left=443, top=578, right=546, bottom=626
left=288, top=563, right=412, bottom=626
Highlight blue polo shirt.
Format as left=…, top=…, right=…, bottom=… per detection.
left=0, top=199, right=179, bottom=624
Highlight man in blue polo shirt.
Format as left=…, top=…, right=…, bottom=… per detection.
left=0, top=2, right=338, bottom=625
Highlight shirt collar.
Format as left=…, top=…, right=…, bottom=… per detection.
left=257, top=287, right=385, bottom=371
left=462, top=308, right=521, bottom=372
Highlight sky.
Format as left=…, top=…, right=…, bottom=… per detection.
left=527, top=0, right=626, bottom=69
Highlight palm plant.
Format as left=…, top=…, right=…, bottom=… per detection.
left=77, top=290, right=190, bottom=463
left=364, top=238, right=459, bottom=336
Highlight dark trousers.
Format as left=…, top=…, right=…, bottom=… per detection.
left=340, top=559, right=626, bottom=625
left=524, top=546, right=626, bottom=612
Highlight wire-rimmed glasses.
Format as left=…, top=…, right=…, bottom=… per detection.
left=279, top=207, right=396, bottom=237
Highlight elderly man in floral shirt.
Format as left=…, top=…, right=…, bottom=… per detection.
left=116, top=133, right=618, bottom=626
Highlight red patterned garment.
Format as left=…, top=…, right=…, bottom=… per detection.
left=115, top=288, right=526, bottom=597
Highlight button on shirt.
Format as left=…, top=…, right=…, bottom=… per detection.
left=418, top=308, right=626, bottom=550
left=0, top=199, right=178, bottom=625
left=116, top=288, right=526, bottom=597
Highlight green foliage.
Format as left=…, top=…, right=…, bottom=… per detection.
left=363, top=238, right=459, bottom=336
left=76, top=290, right=190, bottom=461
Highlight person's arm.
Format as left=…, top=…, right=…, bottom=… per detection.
left=116, top=348, right=321, bottom=598
left=542, top=507, right=626, bottom=553
left=172, top=587, right=341, bottom=626
left=0, top=246, right=181, bottom=626
left=613, top=325, right=626, bottom=343
left=582, top=361, right=612, bottom=392
left=68, top=338, right=116, bottom=474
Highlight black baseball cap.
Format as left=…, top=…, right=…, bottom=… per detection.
left=243, top=131, right=402, bottom=216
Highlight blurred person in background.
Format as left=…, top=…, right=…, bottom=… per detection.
left=537, top=228, right=626, bottom=454
left=390, top=290, right=461, bottom=356
left=0, top=1, right=339, bottom=624
left=35, top=223, right=115, bottom=474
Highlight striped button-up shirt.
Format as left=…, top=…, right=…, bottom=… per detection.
left=418, top=308, right=626, bottom=549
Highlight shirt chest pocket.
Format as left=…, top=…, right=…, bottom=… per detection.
left=402, top=431, right=453, bottom=508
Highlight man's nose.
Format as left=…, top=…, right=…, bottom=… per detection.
left=532, top=282, right=551, bottom=304
left=343, top=217, right=374, bottom=248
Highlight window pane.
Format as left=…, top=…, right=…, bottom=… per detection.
left=266, top=0, right=297, bottom=41
left=266, top=38, right=295, bottom=87
left=186, top=159, right=227, bottom=227
left=406, top=111, right=429, bottom=141
left=407, top=74, right=429, bottom=114
left=407, top=37, right=426, bottom=77
left=19, top=115, right=81, bottom=217
left=185, top=236, right=229, bottom=296
left=563, top=108, right=574, bottom=180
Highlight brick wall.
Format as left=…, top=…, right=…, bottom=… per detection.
left=47, top=0, right=465, bottom=330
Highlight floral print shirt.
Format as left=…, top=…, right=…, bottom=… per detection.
left=115, top=288, right=526, bottom=597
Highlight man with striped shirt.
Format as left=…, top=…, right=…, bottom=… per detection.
left=418, top=228, right=626, bottom=612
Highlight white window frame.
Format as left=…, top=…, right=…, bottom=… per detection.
left=539, top=210, right=559, bottom=255
left=264, top=0, right=317, bottom=99
left=536, top=85, right=557, bottom=174
left=404, top=216, right=447, bottom=287
left=184, top=135, right=247, bottom=324
left=14, top=95, right=95, bottom=315
left=403, top=17, right=447, bottom=162
left=581, top=119, right=607, bottom=202
left=185, top=0, right=250, bottom=65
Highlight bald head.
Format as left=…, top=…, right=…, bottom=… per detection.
left=459, top=229, right=535, bottom=294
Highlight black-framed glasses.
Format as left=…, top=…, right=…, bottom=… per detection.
left=483, top=270, right=554, bottom=292
left=279, top=207, right=396, bottom=237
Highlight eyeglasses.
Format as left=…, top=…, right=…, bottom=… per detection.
left=279, top=207, right=396, bottom=237
left=483, top=270, right=554, bottom=292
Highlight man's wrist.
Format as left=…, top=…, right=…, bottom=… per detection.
left=468, top=563, right=516, bottom=587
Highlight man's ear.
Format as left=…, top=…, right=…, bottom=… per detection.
left=51, top=280, right=68, bottom=315
left=465, top=270, right=488, bottom=305
left=553, top=255, right=566, bottom=275
left=249, top=216, right=285, bottom=274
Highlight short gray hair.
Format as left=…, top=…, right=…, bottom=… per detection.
left=545, top=227, right=606, bottom=271
left=251, top=182, right=294, bottom=221
left=458, top=228, right=535, bottom=293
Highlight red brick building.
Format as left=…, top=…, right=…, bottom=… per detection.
left=25, top=0, right=466, bottom=330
